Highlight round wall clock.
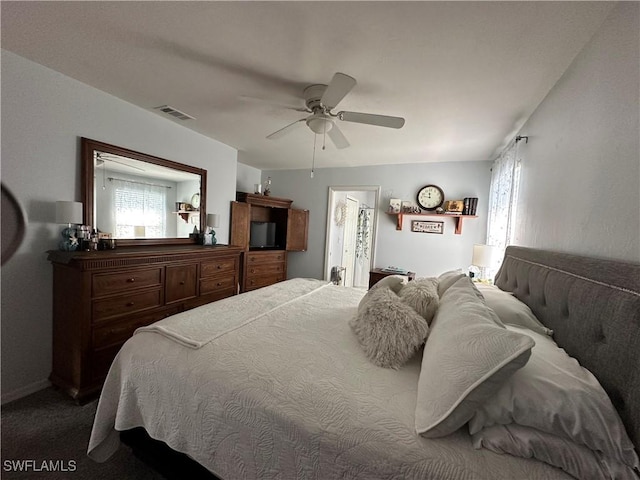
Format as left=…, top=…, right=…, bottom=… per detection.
left=191, top=193, right=201, bottom=209
left=416, top=184, right=445, bottom=211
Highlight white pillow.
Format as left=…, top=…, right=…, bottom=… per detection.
left=474, top=284, right=553, bottom=336
left=415, top=276, right=534, bottom=438
left=398, top=277, right=439, bottom=324
left=472, top=424, right=639, bottom=480
left=436, top=269, right=465, bottom=297
left=468, top=325, right=639, bottom=471
left=350, top=287, right=428, bottom=369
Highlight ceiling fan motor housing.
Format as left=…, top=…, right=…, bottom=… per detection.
left=303, top=84, right=328, bottom=111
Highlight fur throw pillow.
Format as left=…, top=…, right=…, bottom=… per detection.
left=350, top=287, right=429, bottom=369
left=358, top=274, right=407, bottom=314
left=399, top=278, right=439, bottom=325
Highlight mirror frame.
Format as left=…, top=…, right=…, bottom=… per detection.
left=81, top=137, right=207, bottom=247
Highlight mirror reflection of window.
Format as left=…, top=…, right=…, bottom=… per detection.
left=112, top=178, right=168, bottom=238
left=92, top=149, right=201, bottom=239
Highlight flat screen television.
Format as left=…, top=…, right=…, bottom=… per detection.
left=250, top=221, right=277, bottom=248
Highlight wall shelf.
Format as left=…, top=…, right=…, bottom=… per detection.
left=174, top=210, right=199, bottom=223
left=387, top=212, right=477, bottom=235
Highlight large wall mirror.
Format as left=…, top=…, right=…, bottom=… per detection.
left=81, top=138, right=207, bottom=246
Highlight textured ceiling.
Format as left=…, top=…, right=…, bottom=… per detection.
left=1, top=2, right=613, bottom=170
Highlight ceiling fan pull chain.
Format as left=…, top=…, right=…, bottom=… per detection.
left=311, top=134, right=317, bottom=178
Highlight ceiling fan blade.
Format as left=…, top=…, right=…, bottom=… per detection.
left=327, top=123, right=350, bottom=149
left=97, top=153, right=146, bottom=171
left=321, top=73, right=356, bottom=110
left=338, top=111, right=405, bottom=129
left=266, top=118, right=306, bottom=140
left=239, top=95, right=308, bottom=112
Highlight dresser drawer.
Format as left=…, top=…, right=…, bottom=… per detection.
left=92, top=306, right=180, bottom=349
left=246, top=262, right=285, bottom=276
left=93, top=288, right=162, bottom=323
left=245, top=273, right=286, bottom=291
left=93, top=268, right=162, bottom=297
left=200, top=274, right=237, bottom=296
left=201, top=257, right=238, bottom=277
left=245, top=251, right=286, bottom=265
left=165, top=264, right=198, bottom=304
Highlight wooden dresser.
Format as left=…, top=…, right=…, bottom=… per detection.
left=231, top=193, right=309, bottom=292
left=244, top=250, right=287, bottom=292
left=47, top=244, right=242, bottom=402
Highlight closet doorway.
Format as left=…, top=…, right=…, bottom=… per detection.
left=324, top=186, right=380, bottom=288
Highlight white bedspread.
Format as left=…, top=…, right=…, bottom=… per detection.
left=88, top=278, right=572, bottom=480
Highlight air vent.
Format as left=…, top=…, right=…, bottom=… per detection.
left=154, top=105, right=195, bottom=121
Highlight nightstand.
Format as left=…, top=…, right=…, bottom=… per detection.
left=369, top=268, right=416, bottom=289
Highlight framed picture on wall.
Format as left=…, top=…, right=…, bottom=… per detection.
left=411, top=220, right=444, bottom=234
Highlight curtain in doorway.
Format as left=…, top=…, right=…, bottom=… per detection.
left=355, top=208, right=372, bottom=262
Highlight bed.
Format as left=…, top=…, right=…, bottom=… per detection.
left=88, top=246, right=640, bottom=479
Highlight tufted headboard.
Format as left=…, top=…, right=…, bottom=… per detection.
left=494, top=246, right=640, bottom=450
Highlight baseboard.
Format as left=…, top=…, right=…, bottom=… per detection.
left=1, top=379, right=51, bottom=405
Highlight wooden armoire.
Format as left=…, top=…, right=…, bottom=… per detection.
left=231, top=193, right=309, bottom=292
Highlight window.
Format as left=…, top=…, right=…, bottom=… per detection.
left=112, top=179, right=167, bottom=238
left=486, top=139, right=522, bottom=276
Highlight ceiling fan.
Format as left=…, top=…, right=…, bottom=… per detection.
left=266, top=72, right=405, bottom=149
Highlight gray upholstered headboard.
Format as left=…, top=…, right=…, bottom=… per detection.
left=494, top=246, right=640, bottom=451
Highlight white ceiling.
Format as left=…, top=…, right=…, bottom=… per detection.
left=1, top=2, right=614, bottom=171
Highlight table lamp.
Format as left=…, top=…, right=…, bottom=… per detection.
left=203, top=213, right=220, bottom=245
left=471, top=244, right=497, bottom=282
left=56, top=201, right=83, bottom=251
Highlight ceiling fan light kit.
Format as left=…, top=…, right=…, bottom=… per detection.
left=306, top=115, right=334, bottom=134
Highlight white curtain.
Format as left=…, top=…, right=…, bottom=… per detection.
left=486, top=139, right=522, bottom=276
left=112, top=179, right=167, bottom=238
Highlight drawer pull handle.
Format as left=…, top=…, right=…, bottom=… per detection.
left=180, top=281, right=185, bottom=285
left=217, top=282, right=222, bottom=287
left=250, top=269, right=255, bottom=273
left=217, top=265, right=222, bottom=269
left=127, top=278, right=135, bottom=283
left=126, top=301, right=135, bottom=307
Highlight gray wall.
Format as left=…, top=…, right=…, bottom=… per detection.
left=236, top=162, right=262, bottom=194
left=513, top=2, right=639, bottom=262
left=1, top=50, right=239, bottom=403
left=261, top=162, right=492, bottom=280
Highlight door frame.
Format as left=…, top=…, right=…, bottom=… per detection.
left=323, top=185, right=381, bottom=283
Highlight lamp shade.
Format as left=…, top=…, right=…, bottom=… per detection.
left=55, top=201, right=83, bottom=224
left=472, top=244, right=497, bottom=268
left=207, top=214, right=220, bottom=228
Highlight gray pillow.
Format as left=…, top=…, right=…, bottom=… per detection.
left=415, top=276, right=534, bottom=438
left=474, top=284, right=553, bottom=336
left=398, top=277, right=439, bottom=324
left=436, top=269, right=465, bottom=297
left=350, top=287, right=428, bottom=369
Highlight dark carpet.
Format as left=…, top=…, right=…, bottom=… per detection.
left=1, top=387, right=163, bottom=480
